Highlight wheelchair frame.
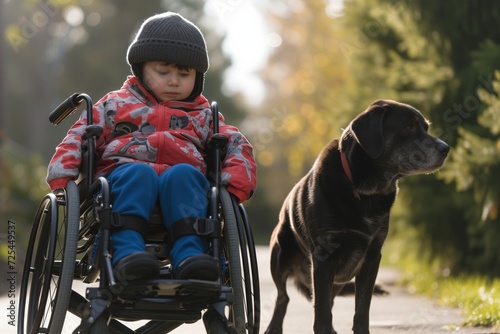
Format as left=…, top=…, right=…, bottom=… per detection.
left=18, top=93, right=260, bottom=334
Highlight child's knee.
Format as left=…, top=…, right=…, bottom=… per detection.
left=109, top=164, right=158, bottom=188
left=159, top=164, right=209, bottom=222
left=160, top=163, right=208, bottom=189
left=167, top=163, right=202, bottom=177
left=107, top=164, right=159, bottom=216
left=118, top=163, right=157, bottom=178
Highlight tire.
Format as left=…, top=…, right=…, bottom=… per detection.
left=218, top=188, right=247, bottom=334
left=234, top=200, right=260, bottom=334
left=18, top=181, right=80, bottom=334
left=214, top=189, right=260, bottom=334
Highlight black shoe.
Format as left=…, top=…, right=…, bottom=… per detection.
left=113, top=251, right=160, bottom=281
left=175, top=254, right=219, bottom=281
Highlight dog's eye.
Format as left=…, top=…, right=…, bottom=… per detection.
left=404, top=121, right=416, bottom=132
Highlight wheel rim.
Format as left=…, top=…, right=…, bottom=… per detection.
left=18, top=194, right=58, bottom=334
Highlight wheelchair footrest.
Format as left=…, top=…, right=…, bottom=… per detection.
left=106, top=280, right=231, bottom=323
left=112, top=307, right=202, bottom=323
left=114, top=279, right=222, bottom=301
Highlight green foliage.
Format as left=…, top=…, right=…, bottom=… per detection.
left=254, top=0, right=357, bottom=208
left=455, top=279, right=500, bottom=328
left=0, top=139, right=48, bottom=254
left=339, top=0, right=500, bottom=276
left=383, top=227, right=500, bottom=329
left=440, top=71, right=500, bottom=275
left=256, top=0, right=500, bottom=274
left=398, top=259, right=500, bottom=328
left=404, top=264, right=500, bottom=328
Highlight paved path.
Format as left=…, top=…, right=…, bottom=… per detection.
left=4, top=246, right=499, bottom=333
left=254, top=246, right=498, bottom=334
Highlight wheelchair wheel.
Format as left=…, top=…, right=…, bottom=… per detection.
left=235, top=200, right=260, bottom=334
left=215, top=188, right=259, bottom=334
left=18, top=180, right=80, bottom=334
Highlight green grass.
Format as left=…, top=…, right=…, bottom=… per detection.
left=383, top=236, right=500, bottom=329
left=403, top=268, right=500, bottom=328
left=446, top=278, right=500, bottom=328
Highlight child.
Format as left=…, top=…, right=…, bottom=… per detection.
left=46, top=12, right=257, bottom=281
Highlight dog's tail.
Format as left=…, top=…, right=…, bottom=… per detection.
left=337, top=281, right=389, bottom=296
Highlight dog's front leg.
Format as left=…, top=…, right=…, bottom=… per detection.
left=352, top=248, right=382, bottom=334
left=311, top=251, right=337, bottom=334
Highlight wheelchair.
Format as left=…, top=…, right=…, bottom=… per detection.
left=18, top=93, right=260, bottom=334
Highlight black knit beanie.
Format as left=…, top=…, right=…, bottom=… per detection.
left=126, top=12, right=209, bottom=99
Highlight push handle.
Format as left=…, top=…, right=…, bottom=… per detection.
left=49, top=93, right=82, bottom=125
left=211, top=101, right=219, bottom=134
left=49, top=93, right=95, bottom=195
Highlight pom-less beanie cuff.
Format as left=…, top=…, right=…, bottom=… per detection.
left=128, top=38, right=208, bottom=74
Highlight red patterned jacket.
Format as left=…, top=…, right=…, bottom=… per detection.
left=47, top=76, right=257, bottom=203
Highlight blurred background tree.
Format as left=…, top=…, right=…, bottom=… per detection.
left=258, top=0, right=500, bottom=276
left=341, top=0, right=500, bottom=276
left=1, top=0, right=499, bottom=282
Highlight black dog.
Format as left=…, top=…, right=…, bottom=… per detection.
left=265, top=100, right=449, bottom=334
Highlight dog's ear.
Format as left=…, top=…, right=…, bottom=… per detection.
left=350, top=102, right=388, bottom=159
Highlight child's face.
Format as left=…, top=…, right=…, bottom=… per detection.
left=142, top=62, right=196, bottom=101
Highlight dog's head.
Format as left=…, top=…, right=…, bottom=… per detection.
left=341, top=99, right=449, bottom=178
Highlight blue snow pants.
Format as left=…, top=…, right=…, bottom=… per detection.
left=106, top=163, right=209, bottom=270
